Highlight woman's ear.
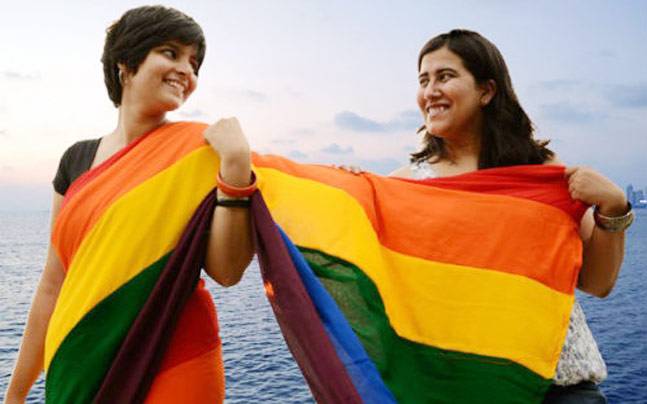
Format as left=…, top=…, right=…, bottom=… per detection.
left=117, top=63, right=128, bottom=86
left=480, top=79, right=496, bottom=106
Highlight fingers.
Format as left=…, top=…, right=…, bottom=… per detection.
left=331, top=164, right=363, bottom=175
left=564, top=165, right=578, bottom=178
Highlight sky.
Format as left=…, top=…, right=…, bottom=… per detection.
left=1, top=0, right=646, bottom=210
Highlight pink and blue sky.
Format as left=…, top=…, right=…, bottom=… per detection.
left=1, top=0, right=646, bottom=210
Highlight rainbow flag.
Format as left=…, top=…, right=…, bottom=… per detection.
left=45, top=121, right=585, bottom=403
left=251, top=155, right=586, bottom=403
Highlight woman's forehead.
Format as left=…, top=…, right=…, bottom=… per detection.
left=159, top=40, right=198, bottom=54
left=420, top=48, right=463, bottom=72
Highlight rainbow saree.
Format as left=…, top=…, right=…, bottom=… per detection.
left=45, top=121, right=586, bottom=403
left=46, top=122, right=224, bottom=403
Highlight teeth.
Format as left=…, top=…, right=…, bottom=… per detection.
left=427, top=105, right=448, bottom=117
left=164, top=79, right=185, bottom=93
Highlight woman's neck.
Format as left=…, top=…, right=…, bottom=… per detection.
left=112, top=102, right=168, bottom=146
left=440, top=132, right=481, bottom=174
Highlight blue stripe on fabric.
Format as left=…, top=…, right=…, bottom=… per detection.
left=278, top=227, right=396, bottom=404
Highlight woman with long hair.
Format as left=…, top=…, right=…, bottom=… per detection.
left=387, top=29, right=631, bottom=402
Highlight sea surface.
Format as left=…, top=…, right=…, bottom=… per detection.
left=0, top=210, right=645, bottom=403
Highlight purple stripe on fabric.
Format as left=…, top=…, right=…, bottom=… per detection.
left=278, top=229, right=396, bottom=403
left=250, top=192, right=362, bottom=404
left=94, top=188, right=218, bottom=403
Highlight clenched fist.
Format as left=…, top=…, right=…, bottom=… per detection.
left=203, top=117, right=251, bottom=186
left=565, top=166, right=628, bottom=216
left=203, top=117, right=251, bottom=161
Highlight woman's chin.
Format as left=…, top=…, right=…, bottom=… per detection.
left=157, top=98, right=184, bottom=113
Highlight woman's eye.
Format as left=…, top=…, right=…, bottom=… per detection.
left=439, top=73, right=452, bottom=82
left=419, top=79, right=429, bottom=87
left=162, top=49, right=176, bottom=59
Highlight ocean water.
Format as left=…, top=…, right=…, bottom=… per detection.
left=0, top=210, right=645, bottom=403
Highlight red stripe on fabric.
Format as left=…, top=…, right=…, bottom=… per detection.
left=157, top=281, right=220, bottom=373
left=397, top=165, right=588, bottom=223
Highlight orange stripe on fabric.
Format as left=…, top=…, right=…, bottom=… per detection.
left=253, top=153, right=380, bottom=228
left=53, top=122, right=209, bottom=269
left=144, top=345, right=224, bottom=404
left=158, top=280, right=220, bottom=373
left=369, top=176, right=582, bottom=294
left=62, top=125, right=156, bottom=206
left=253, top=156, right=582, bottom=294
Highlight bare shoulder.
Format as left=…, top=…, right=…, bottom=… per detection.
left=388, top=165, right=412, bottom=178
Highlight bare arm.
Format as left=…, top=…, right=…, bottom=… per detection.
left=577, top=208, right=626, bottom=297
left=4, top=193, right=65, bottom=404
left=566, top=166, right=628, bottom=298
left=203, top=118, right=254, bottom=287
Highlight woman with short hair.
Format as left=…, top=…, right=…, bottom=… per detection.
left=5, top=6, right=253, bottom=403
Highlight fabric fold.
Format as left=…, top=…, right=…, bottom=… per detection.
left=45, top=121, right=586, bottom=403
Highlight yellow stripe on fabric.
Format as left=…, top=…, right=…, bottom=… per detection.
left=45, top=146, right=218, bottom=370
left=256, top=167, right=573, bottom=379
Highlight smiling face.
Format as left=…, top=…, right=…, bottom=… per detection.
left=417, top=46, right=492, bottom=143
left=121, top=41, right=198, bottom=114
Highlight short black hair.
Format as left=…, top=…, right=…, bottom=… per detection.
left=101, top=5, right=206, bottom=107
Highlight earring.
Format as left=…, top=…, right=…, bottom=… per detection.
left=118, top=70, right=125, bottom=86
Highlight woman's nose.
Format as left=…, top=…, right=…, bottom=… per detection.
left=177, top=58, right=194, bottom=76
left=424, top=81, right=441, bottom=99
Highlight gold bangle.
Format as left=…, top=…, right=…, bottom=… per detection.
left=593, top=203, right=634, bottom=232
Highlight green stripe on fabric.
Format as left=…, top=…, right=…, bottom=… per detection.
left=45, top=253, right=170, bottom=404
left=299, top=248, right=552, bottom=404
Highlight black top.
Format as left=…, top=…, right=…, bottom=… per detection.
left=52, top=139, right=101, bottom=195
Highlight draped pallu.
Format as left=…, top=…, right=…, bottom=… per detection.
left=45, top=121, right=586, bottom=403
left=46, top=122, right=224, bottom=403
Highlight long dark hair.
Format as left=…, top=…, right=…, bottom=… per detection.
left=411, top=29, right=553, bottom=168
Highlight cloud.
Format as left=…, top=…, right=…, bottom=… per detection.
left=386, top=110, right=421, bottom=131
left=605, top=84, right=647, bottom=108
left=334, top=111, right=386, bottom=132
left=321, top=143, right=354, bottom=154
left=537, top=80, right=583, bottom=91
left=590, top=49, right=616, bottom=59
left=288, top=150, right=307, bottom=159
left=239, top=89, right=268, bottom=103
left=536, top=80, right=647, bottom=109
left=540, top=103, right=602, bottom=124
left=271, top=138, right=298, bottom=146
left=356, top=158, right=401, bottom=175
left=290, top=128, right=316, bottom=136
left=284, top=87, right=304, bottom=98
left=334, top=109, right=420, bottom=133
left=2, top=70, right=39, bottom=80
left=179, top=109, right=208, bottom=118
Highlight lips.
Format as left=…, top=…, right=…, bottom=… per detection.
left=426, top=103, right=450, bottom=119
left=163, top=78, right=187, bottom=96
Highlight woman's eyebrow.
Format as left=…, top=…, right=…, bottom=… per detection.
left=435, top=67, right=457, bottom=75
left=163, top=41, right=181, bottom=49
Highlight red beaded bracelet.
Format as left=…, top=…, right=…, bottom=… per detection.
left=217, top=171, right=257, bottom=197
